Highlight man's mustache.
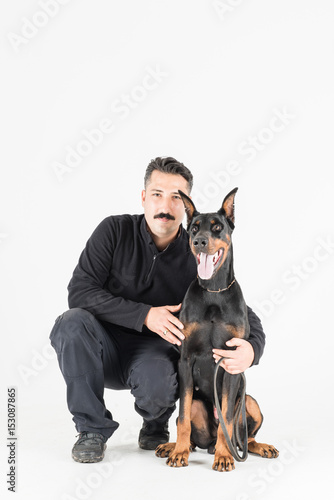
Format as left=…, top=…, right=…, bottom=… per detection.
left=154, top=213, right=175, bottom=220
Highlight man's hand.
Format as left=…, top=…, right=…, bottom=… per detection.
left=144, top=304, right=185, bottom=346
left=212, top=338, right=254, bottom=374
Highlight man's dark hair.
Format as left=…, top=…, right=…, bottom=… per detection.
left=144, top=157, right=193, bottom=193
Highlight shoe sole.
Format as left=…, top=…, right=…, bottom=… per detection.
left=72, top=444, right=106, bottom=463
left=138, top=439, right=169, bottom=451
left=72, top=455, right=104, bottom=463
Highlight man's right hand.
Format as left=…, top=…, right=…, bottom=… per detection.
left=144, top=304, right=185, bottom=346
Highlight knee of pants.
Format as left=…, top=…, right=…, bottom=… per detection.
left=49, top=308, right=103, bottom=377
left=50, top=308, right=95, bottom=351
left=129, top=358, right=178, bottom=413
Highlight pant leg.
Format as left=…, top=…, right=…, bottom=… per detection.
left=49, top=308, right=123, bottom=439
left=111, top=328, right=180, bottom=422
left=131, top=356, right=179, bottom=422
left=50, top=308, right=181, bottom=435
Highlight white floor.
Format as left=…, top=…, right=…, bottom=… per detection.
left=2, top=361, right=332, bottom=500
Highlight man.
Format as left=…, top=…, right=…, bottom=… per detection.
left=50, top=157, right=265, bottom=463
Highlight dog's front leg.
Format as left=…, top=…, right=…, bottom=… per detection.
left=166, top=358, right=193, bottom=467
left=213, top=372, right=240, bottom=472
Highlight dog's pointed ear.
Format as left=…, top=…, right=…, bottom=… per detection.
left=218, top=187, right=238, bottom=228
left=178, top=190, right=199, bottom=228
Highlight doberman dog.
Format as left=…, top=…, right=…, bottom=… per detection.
left=156, top=188, right=279, bottom=471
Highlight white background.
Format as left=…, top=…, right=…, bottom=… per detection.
left=1, top=1, right=333, bottom=499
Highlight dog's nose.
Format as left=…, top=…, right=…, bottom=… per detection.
left=193, top=237, right=208, bottom=249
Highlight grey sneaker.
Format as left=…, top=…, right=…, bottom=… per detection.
left=72, top=432, right=107, bottom=463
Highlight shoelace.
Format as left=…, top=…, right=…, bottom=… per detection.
left=76, top=432, right=105, bottom=444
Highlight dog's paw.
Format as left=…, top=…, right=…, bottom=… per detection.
left=212, top=453, right=235, bottom=472
left=155, top=442, right=175, bottom=458
left=166, top=448, right=190, bottom=467
left=248, top=441, right=279, bottom=458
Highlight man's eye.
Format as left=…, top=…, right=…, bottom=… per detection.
left=212, top=224, right=222, bottom=232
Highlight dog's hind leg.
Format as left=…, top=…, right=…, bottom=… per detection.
left=245, top=395, right=279, bottom=458
left=190, top=400, right=217, bottom=452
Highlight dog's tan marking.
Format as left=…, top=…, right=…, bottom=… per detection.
left=222, top=190, right=237, bottom=224
left=248, top=439, right=279, bottom=458
left=165, top=388, right=193, bottom=467
left=183, top=321, right=200, bottom=339
left=244, top=395, right=279, bottom=458
left=191, top=400, right=208, bottom=431
left=212, top=394, right=235, bottom=472
left=225, top=324, right=245, bottom=339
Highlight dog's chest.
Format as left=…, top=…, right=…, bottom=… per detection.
left=203, top=304, right=223, bottom=323
left=182, top=299, right=246, bottom=348
left=192, top=356, right=216, bottom=399
left=184, top=319, right=236, bottom=354
left=181, top=300, right=247, bottom=397
left=184, top=321, right=237, bottom=402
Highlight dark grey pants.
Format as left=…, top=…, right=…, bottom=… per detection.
left=49, top=308, right=180, bottom=440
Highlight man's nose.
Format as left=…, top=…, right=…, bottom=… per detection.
left=161, top=197, right=173, bottom=213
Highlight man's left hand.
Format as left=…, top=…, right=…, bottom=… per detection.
left=212, top=338, right=254, bottom=375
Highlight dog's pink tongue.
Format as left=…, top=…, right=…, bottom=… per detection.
left=198, top=253, right=215, bottom=280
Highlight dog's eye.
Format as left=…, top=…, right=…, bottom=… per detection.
left=191, top=225, right=199, bottom=234
left=212, top=224, right=222, bottom=232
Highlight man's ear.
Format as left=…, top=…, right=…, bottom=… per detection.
left=178, top=190, right=199, bottom=228
left=141, top=189, right=146, bottom=207
left=218, top=187, right=238, bottom=228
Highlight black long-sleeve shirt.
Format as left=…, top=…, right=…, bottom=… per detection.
left=68, top=214, right=266, bottom=365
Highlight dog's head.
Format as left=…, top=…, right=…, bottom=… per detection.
left=178, top=188, right=238, bottom=280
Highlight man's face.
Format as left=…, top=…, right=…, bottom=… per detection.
left=141, top=170, right=190, bottom=242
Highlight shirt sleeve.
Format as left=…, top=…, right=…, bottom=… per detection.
left=67, top=218, right=151, bottom=331
left=247, top=306, right=266, bottom=366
